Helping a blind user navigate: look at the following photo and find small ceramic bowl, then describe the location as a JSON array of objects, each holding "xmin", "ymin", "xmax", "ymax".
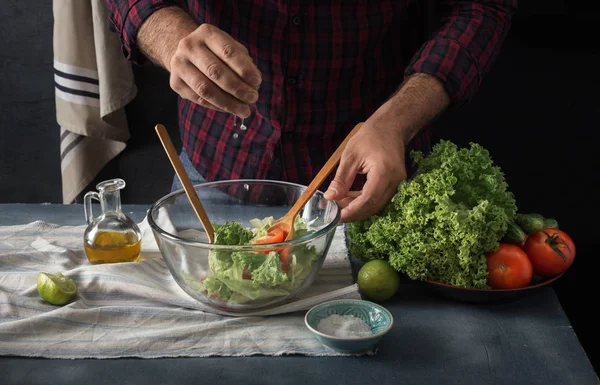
[{"xmin": 304, "ymin": 299, "xmax": 394, "ymax": 353}]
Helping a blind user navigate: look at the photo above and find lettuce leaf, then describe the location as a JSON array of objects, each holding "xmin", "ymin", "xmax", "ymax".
[
  {"xmin": 249, "ymin": 216, "xmax": 275, "ymax": 239},
  {"xmin": 213, "ymin": 221, "xmax": 254, "ymax": 246},
  {"xmin": 200, "ymin": 275, "xmax": 233, "ymax": 300},
  {"xmin": 251, "ymin": 251, "xmax": 289, "ymax": 287}
]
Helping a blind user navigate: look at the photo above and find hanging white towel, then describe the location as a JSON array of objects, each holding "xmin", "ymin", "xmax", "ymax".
[{"xmin": 53, "ymin": 0, "xmax": 137, "ymax": 203}]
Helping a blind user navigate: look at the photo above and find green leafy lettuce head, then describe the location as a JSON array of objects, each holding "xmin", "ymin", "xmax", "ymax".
[{"xmin": 347, "ymin": 140, "xmax": 517, "ymax": 289}]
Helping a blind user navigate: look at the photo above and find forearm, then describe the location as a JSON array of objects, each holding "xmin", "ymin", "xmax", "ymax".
[
  {"xmin": 371, "ymin": 73, "xmax": 450, "ymax": 144},
  {"xmin": 137, "ymin": 6, "xmax": 199, "ymax": 71}
]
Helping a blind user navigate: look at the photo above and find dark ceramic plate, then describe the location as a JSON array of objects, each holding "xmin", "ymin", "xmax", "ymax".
[{"xmin": 422, "ymin": 273, "xmax": 565, "ymax": 304}]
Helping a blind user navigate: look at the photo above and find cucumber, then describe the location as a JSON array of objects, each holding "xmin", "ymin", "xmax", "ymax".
[
  {"xmin": 502, "ymin": 221, "xmax": 527, "ymax": 245},
  {"xmin": 515, "ymin": 213, "xmax": 546, "ymax": 235},
  {"xmin": 543, "ymin": 218, "xmax": 559, "ymax": 229}
]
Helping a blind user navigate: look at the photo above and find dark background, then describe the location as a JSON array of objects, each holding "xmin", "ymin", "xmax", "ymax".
[{"xmin": 1, "ymin": 0, "xmax": 598, "ymax": 374}]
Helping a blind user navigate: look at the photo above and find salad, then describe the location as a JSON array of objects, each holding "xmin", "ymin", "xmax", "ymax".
[{"xmin": 189, "ymin": 216, "xmax": 320, "ymax": 304}]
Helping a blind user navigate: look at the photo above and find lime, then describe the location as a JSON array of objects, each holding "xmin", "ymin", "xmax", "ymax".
[
  {"xmin": 357, "ymin": 260, "xmax": 400, "ymax": 302},
  {"xmin": 37, "ymin": 272, "xmax": 78, "ymax": 305}
]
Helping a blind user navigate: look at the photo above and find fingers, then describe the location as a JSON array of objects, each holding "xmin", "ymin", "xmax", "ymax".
[
  {"xmin": 202, "ymin": 26, "xmax": 262, "ymax": 88},
  {"xmin": 170, "ymin": 59, "xmax": 251, "ymax": 117},
  {"xmin": 188, "ymin": 45, "xmax": 259, "ymax": 104},
  {"xmin": 335, "ymin": 191, "xmax": 361, "ymax": 209},
  {"xmin": 169, "ymin": 74, "xmax": 226, "ymax": 112},
  {"xmin": 324, "ymin": 150, "xmax": 359, "ymax": 201},
  {"xmin": 340, "ymin": 170, "xmax": 391, "ymax": 223},
  {"xmin": 170, "ymin": 24, "xmax": 262, "ymax": 117}
]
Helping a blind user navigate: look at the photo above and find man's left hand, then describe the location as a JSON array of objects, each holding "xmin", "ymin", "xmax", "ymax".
[{"xmin": 323, "ymin": 116, "xmax": 408, "ymax": 223}]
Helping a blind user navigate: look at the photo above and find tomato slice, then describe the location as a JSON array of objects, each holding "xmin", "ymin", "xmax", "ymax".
[
  {"xmin": 251, "ymin": 228, "xmax": 285, "ymax": 254},
  {"xmin": 251, "ymin": 228, "xmax": 285, "ymax": 245},
  {"xmin": 279, "ymin": 248, "xmax": 290, "ymax": 274}
]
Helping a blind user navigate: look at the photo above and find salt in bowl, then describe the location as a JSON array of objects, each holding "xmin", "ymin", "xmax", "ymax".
[{"xmin": 304, "ymin": 299, "xmax": 394, "ymax": 353}]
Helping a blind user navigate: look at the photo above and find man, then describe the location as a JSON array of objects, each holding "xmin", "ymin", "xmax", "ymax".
[{"xmin": 105, "ymin": 0, "xmax": 516, "ymax": 222}]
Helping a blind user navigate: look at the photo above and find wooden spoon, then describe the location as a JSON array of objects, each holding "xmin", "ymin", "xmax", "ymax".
[
  {"xmin": 267, "ymin": 122, "xmax": 364, "ymax": 241},
  {"xmin": 155, "ymin": 124, "xmax": 215, "ymax": 244}
]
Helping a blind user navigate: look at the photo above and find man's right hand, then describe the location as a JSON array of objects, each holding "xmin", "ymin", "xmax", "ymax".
[
  {"xmin": 138, "ymin": 8, "xmax": 261, "ymax": 118},
  {"xmin": 169, "ymin": 24, "xmax": 261, "ymax": 118}
]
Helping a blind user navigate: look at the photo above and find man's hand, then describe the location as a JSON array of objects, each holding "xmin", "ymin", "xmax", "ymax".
[
  {"xmin": 169, "ymin": 24, "xmax": 261, "ymax": 118},
  {"xmin": 324, "ymin": 73, "xmax": 451, "ymax": 223},
  {"xmin": 138, "ymin": 7, "xmax": 261, "ymax": 118},
  {"xmin": 323, "ymin": 117, "xmax": 407, "ymax": 223}
]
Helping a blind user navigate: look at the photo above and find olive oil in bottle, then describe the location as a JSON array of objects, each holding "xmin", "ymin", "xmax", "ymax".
[
  {"xmin": 82, "ymin": 179, "xmax": 142, "ymax": 264},
  {"xmin": 84, "ymin": 230, "xmax": 141, "ymax": 264}
]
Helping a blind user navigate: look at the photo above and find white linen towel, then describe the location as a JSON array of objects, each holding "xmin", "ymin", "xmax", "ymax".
[{"xmin": 0, "ymin": 218, "xmax": 365, "ymax": 358}]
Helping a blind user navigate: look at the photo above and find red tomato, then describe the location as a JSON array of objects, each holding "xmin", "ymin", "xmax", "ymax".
[
  {"xmin": 242, "ymin": 266, "xmax": 251, "ymax": 280},
  {"xmin": 523, "ymin": 229, "xmax": 576, "ymax": 277},
  {"xmin": 251, "ymin": 228, "xmax": 285, "ymax": 254},
  {"xmin": 486, "ymin": 244, "xmax": 533, "ymax": 289},
  {"xmin": 251, "ymin": 228, "xmax": 285, "ymax": 245}
]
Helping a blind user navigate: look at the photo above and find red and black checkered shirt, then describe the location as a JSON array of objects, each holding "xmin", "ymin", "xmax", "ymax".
[{"xmin": 106, "ymin": 0, "xmax": 516, "ymax": 188}]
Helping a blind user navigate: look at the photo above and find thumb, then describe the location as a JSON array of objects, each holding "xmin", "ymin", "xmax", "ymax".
[{"xmin": 324, "ymin": 152, "xmax": 358, "ymax": 201}]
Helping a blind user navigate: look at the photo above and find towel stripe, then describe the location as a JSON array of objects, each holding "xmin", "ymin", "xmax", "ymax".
[
  {"xmin": 60, "ymin": 128, "xmax": 70, "ymax": 142},
  {"xmin": 54, "ymin": 74, "xmax": 100, "ymax": 94},
  {"xmin": 55, "ymin": 88, "xmax": 100, "ymax": 107},
  {"xmin": 54, "ymin": 81, "xmax": 100, "ymax": 99},
  {"xmin": 53, "ymin": 59, "xmax": 99, "ymax": 80},
  {"xmin": 60, "ymin": 134, "xmax": 86, "ymax": 161},
  {"xmin": 54, "ymin": 68, "xmax": 100, "ymax": 85}
]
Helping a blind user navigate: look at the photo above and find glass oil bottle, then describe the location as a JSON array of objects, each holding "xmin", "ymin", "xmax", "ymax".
[{"xmin": 83, "ymin": 178, "xmax": 142, "ymax": 264}]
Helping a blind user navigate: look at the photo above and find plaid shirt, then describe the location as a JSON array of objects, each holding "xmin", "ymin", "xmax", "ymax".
[{"xmin": 106, "ymin": 0, "xmax": 516, "ymax": 188}]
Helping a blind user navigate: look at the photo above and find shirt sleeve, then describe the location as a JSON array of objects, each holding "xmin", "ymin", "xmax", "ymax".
[
  {"xmin": 404, "ymin": 0, "xmax": 518, "ymax": 105},
  {"xmin": 105, "ymin": 0, "xmax": 190, "ymax": 65}
]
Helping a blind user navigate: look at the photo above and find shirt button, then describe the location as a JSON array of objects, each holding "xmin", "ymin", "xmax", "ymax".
[
  {"xmin": 287, "ymin": 77, "xmax": 297, "ymax": 85},
  {"xmin": 284, "ymin": 133, "xmax": 295, "ymax": 140},
  {"xmin": 292, "ymin": 16, "xmax": 301, "ymax": 26}
]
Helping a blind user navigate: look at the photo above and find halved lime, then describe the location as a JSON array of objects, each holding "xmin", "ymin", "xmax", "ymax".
[{"xmin": 37, "ymin": 272, "xmax": 78, "ymax": 305}]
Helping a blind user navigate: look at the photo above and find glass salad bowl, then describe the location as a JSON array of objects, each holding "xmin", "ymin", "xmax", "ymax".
[{"xmin": 147, "ymin": 180, "xmax": 341, "ymax": 314}]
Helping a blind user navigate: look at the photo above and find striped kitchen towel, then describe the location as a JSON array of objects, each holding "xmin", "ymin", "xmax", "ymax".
[
  {"xmin": 53, "ymin": 0, "xmax": 137, "ymax": 203},
  {"xmin": 0, "ymin": 219, "xmax": 364, "ymax": 359}
]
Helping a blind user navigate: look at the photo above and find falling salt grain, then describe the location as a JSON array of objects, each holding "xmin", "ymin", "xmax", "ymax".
[{"xmin": 317, "ymin": 314, "xmax": 374, "ymax": 338}]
